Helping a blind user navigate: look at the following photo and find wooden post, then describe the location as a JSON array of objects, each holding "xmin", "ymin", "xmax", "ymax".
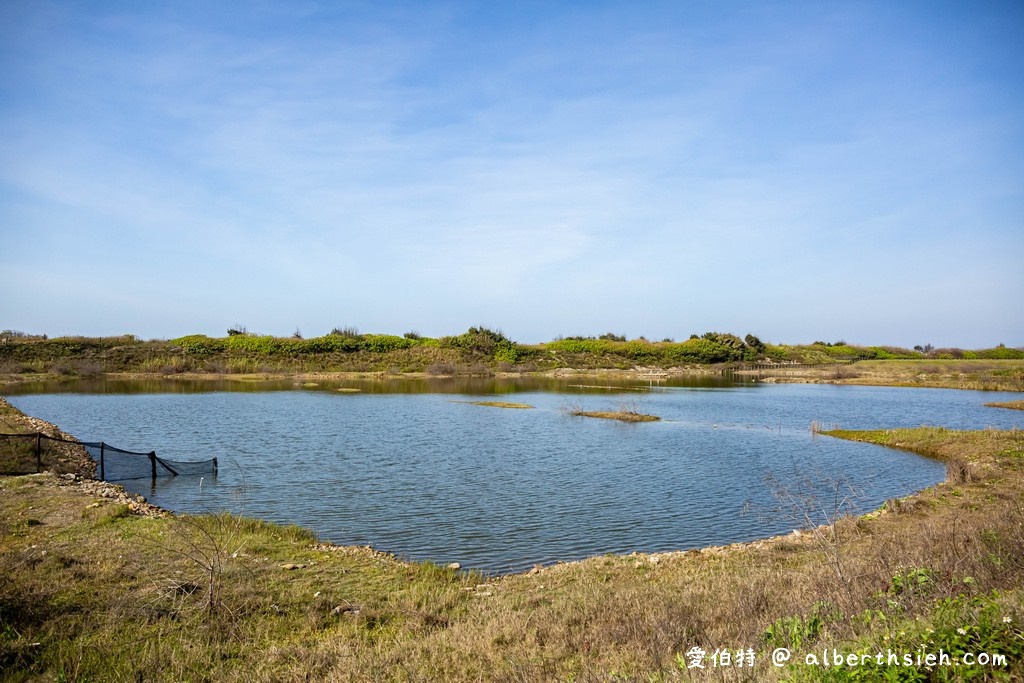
[
  {"xmin": 150, "ymin": 452, "xmax": 157, "ymax": 480},
  {"xmin": 99, "ymin": 442, "xmax": 105, "ymax": 481},
  {"xmin": 35, "ymin": 433, "xmax": 41, "ymax": 473}
]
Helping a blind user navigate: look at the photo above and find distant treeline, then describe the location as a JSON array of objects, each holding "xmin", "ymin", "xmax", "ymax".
[{"xmin": 1, "ymin": 327, "xmax": 1021, "ymax": 377}]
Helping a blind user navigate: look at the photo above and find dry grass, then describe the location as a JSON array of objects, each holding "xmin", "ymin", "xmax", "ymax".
[
  {"xmin": 837, "ymin": 359, "xmax": 1024, "ymax": 391},
  {"xmin": 986, "ymin": 400, "xmax": 1024, "ymax": 411},
  {"xmin": 741, "ymin": 359, "xmax": 1024, "ymax": 391},
  {"xmin": 453, "ymin": 400, "xmax": 535, "ymax": 409},
  {"xmin": 0, "ymin": 397, "xmax": 28, "ymax": 433},
  {"xmin": 2, "ymin": 401, "xmax": 1023, "ymax": 680},
  {"xmin": 0, "ymin": 398, "xmax": 95, "ymax": 477},
  {"xmin": 570, "ymin": 409, "xmax": 661, "ymax": 422}
]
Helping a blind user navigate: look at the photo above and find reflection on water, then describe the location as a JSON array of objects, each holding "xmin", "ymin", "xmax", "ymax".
[
  {"xmin": 5, "ymin": 379, "xmax": 1023, "ymax": 573},
  {"xmin": 4, "ymin": 373, "xmax": 746, "ymax": 396}
]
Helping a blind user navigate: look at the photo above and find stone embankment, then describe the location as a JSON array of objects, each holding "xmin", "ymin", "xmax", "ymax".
[{"xmin": 56, "ymin": 471, "xmax": 169, "ymax": 518}]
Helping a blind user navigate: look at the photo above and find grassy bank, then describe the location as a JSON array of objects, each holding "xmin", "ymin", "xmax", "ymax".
[
  {"xmin": 2, "ymin": 399, "xmax": 1022, "ymax": 680},
  {"xmin": 3, "ymin": 331, "xmax": 1022, "ymax": 392},
  {"xmin": 0, "ymin": 398, "xmax": 96, "ymax": 477},
  {"xmin": 738, "ymin": 358, "xmax": 1024, "ymax": 392}
]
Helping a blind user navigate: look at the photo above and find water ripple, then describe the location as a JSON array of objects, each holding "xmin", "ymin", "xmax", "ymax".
[{"xmin": 6, "ymin": 383, "xmax": 1023, "ymax": 572}]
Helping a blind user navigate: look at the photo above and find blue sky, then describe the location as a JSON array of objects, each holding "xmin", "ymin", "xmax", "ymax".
[{"xmin": 1, "ymin": 1, "xmax": 1021, "ymax": 347}]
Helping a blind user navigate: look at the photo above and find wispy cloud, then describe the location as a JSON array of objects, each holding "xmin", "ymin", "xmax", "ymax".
[{"xmin": 1, "ymin": 1, "xmax": 1021, "ymax": 345}]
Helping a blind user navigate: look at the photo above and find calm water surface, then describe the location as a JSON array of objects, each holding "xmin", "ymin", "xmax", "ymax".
[{"xmin": 6, "ymin": 379, "xmax": 1023, "ymax": 572}]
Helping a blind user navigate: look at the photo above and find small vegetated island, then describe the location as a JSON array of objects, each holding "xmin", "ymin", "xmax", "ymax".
[
  {"xmin": 455, "ymin": 400, "xmax": 534, "ymax": 409},
  {"xmin": 570, "ymin": 407, "xmax": 661, "ymax": 422}
]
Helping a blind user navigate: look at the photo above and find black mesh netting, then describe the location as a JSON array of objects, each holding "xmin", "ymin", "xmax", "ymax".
[
  {"xmin": 0, "ymin": 432, "xmax": 65, "ymax": 474},
  {"xmin": 0, "ymin": 432, "xmax": 216, "ymax": 481}
]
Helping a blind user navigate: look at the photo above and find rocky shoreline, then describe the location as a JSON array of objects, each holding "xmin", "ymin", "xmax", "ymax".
[{"xmin": 1, "ymin": 397, "xmax": 165, "ymax": 515}]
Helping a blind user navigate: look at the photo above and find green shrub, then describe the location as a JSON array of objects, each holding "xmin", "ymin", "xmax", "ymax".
[
  {"xmin": 822, "ymin": 344, "xmax": 869, "ymax": 359},
  {"xmin": 441, "ymin": 327, "xmax": 513, "ymax": 356},
  {"xmin": 701, "ymin": 331, "xmax": 745, "ymax": 351},
  {"xmin": 666, "ymin": 338, "xmax": 739, "ymax": 363},
  {"xmin": 889, "ymin": 567, "xmax": 935, "ymax": 596},
  {"xmin": 172, "ymin": 335, "xmax": 227, "ymax": 355},
  {"xmin": 493, "ymin": 345, "xmax": 520, "ymax": 364},
  {"xmin": 976, "ymin": 346, "xmax": 1024, "ymax": 360},
  {"xmin": 793, "ymin": 592, "xmax": 1022, "ymax": 682},
  {"xmin": 224, "ymin": 335, "xmax": 288, "ymax": 354},
  {"xmin": 295, "ymin": 335, "xmax": 360, "ymax": 353},
  {"xmin": 763, "ymin": 344, "xmax": 796, "ymax": 361},
  {"xmin": 623, "ymin": 340, "xmax": 656, "ymax": 359},
  {"xmin": 762, "ymin": 613, "xmax": 824, "ymax": 650},
  {"xmin": 545, "ymin": 339, "xmax": 615, "ymax": 355},
  {"xmin": 360, "ymin": 335, "xmax": 416, "ymax": 353}
]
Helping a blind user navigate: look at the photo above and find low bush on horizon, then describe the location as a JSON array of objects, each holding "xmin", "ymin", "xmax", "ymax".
[
  {"xmin": 544, "ymin": 332, "xmax": 760, "ymax": 364},
  {"xmin": 172, "ymin": 333, "xmax": 423, "ymax": 356},
  {"xmin": 1, "ymin": 329, "xmax": 1021, "ymax": 380},
  {"xmin": 438, "ymin": 327, "xmax": 523, "ymax": 364}
]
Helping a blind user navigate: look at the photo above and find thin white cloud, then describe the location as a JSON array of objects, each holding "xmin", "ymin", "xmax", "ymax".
[{"xmin": 1, "ymin": 1, "xmax": 1021, "ymax": 345}]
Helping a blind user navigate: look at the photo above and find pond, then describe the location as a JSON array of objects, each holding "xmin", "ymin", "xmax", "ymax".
[{"xmin": 5, "ymin": 377, "xmax": 1023, "ymax": 573}]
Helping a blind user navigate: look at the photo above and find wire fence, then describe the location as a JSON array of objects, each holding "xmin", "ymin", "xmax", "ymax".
[{"xmin": 0, "ymin": 432, "xmax": 217, "ymax": 481}]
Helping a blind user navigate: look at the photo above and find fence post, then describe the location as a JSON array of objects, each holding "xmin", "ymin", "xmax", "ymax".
[
  {"xmin": 99, "ymin": 442, "xmax": 105, "ymax": 481},
  {"xmin": 35, "ymin": 433, "xmax": 41, "ymax": 473},
  {"xmin": 149, "ymin": 451, "xmax": 157, "ymax": 480},
  {"xmin": 212, "ymin": 457, "xmax": 218, "ymax": 476}
]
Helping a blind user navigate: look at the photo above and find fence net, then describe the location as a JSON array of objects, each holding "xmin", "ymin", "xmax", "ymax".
[
  {"xmin": 0, "ymin": 432, "xmax": 67, "ymax": 475},
  {"xmin": 0, "ymin": 432, "xmax": 217, "ymax": 481}
]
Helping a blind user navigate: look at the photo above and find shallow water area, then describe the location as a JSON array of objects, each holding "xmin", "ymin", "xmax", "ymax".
[{"xmin": 6, "ymin": 378, "xmax": 1023, "ymax": 573}]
